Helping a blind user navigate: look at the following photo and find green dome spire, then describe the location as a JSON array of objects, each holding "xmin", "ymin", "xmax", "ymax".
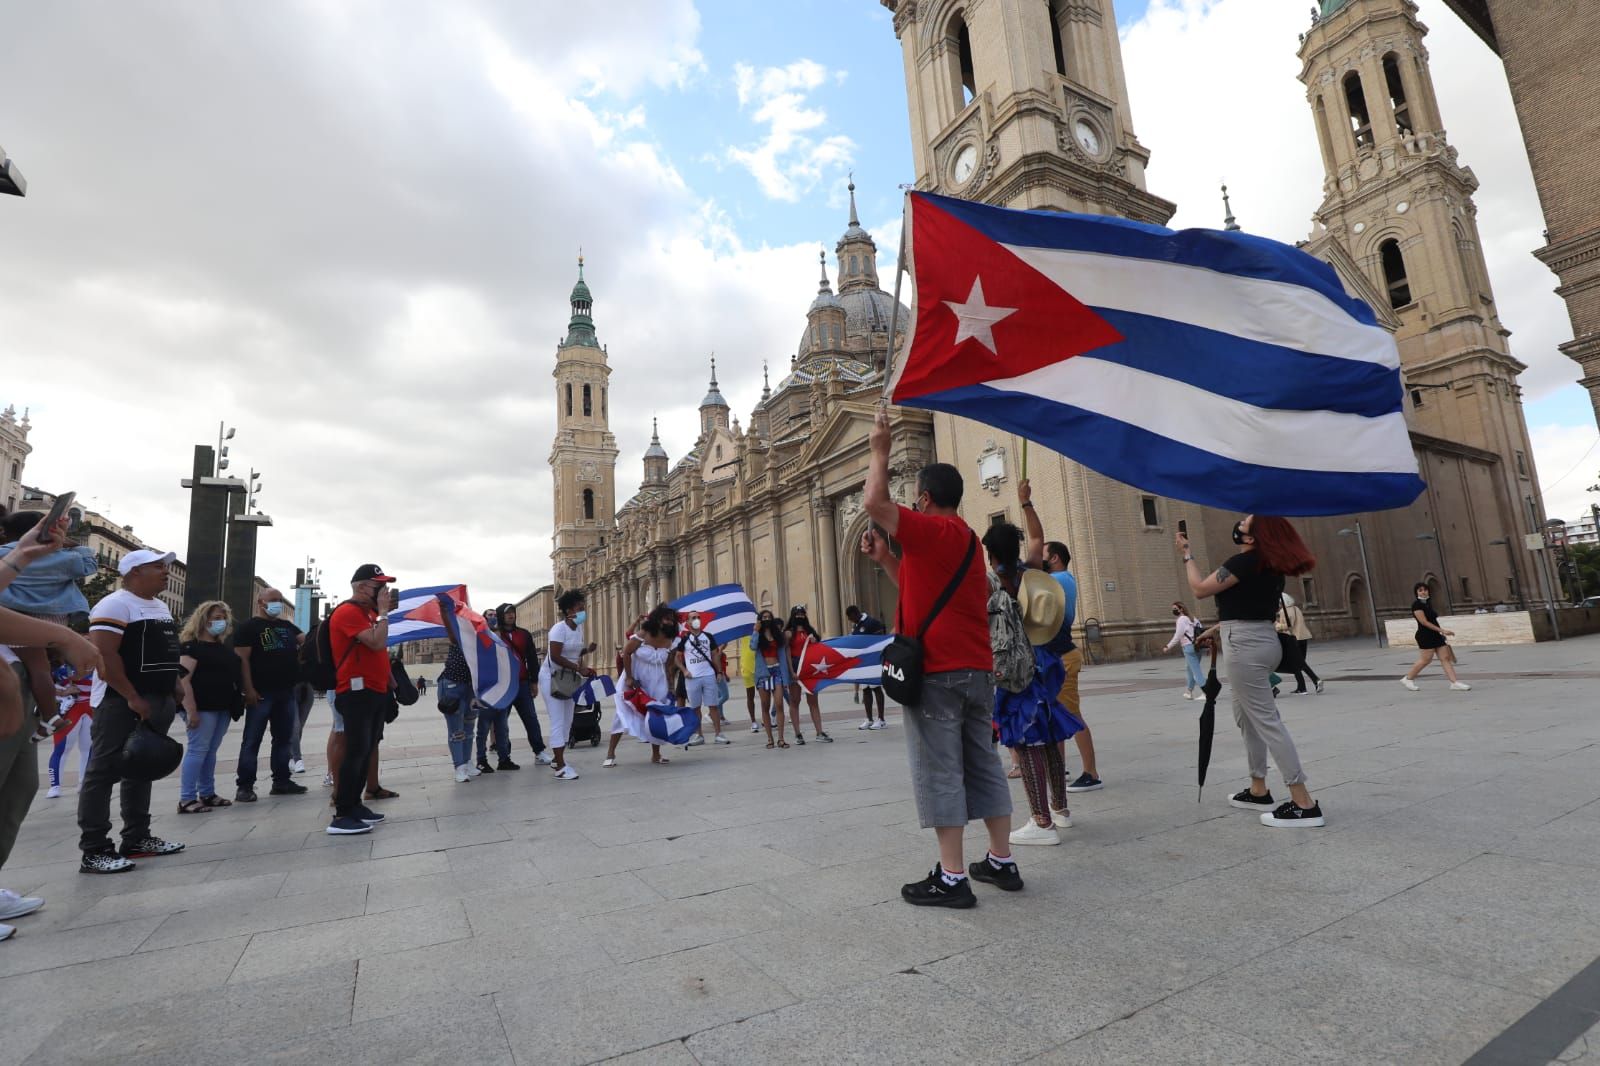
[
  {"xmin": 563, "ymin": 252, "xmax": 599, "ymax": 348},
  {"xmin": 1320, "ymin": 0, "xmax": 1351, "ymax": 16}
]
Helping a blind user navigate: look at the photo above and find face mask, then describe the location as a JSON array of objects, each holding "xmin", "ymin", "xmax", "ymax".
[
  {"xmin": 1231, "ymin": 521, "xmax": 1247, "ymax": 545},
  {"xmin": 265, "ymin": 602, "xmax": 284, "ymax": 617},
  {"xmin": 208, "ymin": 619, "xmax": 228, "ymax": 636},
  {"xmin": 1418, "ymin": 593, "xmax": 1430, "ymax": 601},
  {"xmin": 690, "ymin": 618, "xmax": 702, "ymax": 631},
  {"xmin": 574, "ymin": 610, "xmax": 587, "ymax": 625},
  {"xmin": 1172, "ymin": 609, "xmax": 1181, "ymax": 616}
]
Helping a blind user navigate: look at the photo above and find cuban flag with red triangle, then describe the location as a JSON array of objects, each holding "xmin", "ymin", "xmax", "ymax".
[
  {"xmin": 794, "ymin": 634, "xmax": 896, "ymax": 694},
  {"xmin": 889, "ymin": 192, "xmax": 1425, "ymax": 516}
]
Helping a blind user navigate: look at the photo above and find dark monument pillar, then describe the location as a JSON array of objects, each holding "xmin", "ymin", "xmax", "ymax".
[
  {"xmin": 180, "ymin": 445, "xmax": 245, "ymax": 616},
  {"xmin": 223, "ymin": 513, "xmax": 273, "ymax": 622}
]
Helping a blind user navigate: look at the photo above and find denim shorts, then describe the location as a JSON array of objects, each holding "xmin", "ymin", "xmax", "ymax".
[{"xmin": 900, "ymin": 669, "xmax": 1013, "ymax": 829}]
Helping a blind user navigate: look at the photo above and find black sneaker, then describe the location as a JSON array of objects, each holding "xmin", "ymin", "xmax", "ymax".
[
  {"xmin": 815, "ymin": 732, "xmax": 834, "ymax": 743},
  {"xmin": 1228, "ymin": 788, "xmax": 1276, "ymax": 811},
  {"xmin": 900, "ymin": 865, "xmax": 977, "ymax": 909},
  {"xmin": 269, "ymin": 781, "xmax": 309, "ymax": 795},
  {"xmin": 353, "ymin": 805, "xmax": 386, "ymax": 825},
  {"xmin": 794, "ymin": 734, "xmax": 806, "ymax": 746},
  {"xmin": 235, "ymin": 788, "xmax": 258, "ymax": 803},
  {"xmin": 326, "ymin": 817, "xmax": 372, "ymax": 836},
  {"xmin": 497, "ymin": 759, "xmax": 521, "ymax": 771},
  {"xmin": 1064, "ymin": 772, "xmax": 1103, "ymax": 793},
  {"xmin": 121, "ymin": 837, "xmax": 184, "ymax": 859},
  {"xmin": 476, "ymin": 760, "xmax": 495, "ymax": 774},
  {"xmin": 80, "ymin": 850, "xmax": 135, "ymax": 874},
  {"xmin": 1261, "ymin": 801, "xmax": 1326, "ymax": 828},
  {"xmin": 968, "ymin": 856, "xmax": 1024, "ymax": 892}
]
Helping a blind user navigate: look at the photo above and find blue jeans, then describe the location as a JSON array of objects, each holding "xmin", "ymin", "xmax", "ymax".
[
  {"xmin": 237, "ymin": 686, "xmax": 297, "ymax": 789},
  {"xmin": 476, "ymin": 702, "xmax": 511, "ymax": 763},
  {"xmin": 1181, "ymin": 644, "xmax": 1206, "ymax": 691},
  {"xmin": 510, "ymin": 679, "xmax": 545, "ymax": 754},
  {"xmin": 438, "ymin": 678, "xmax": 479, "ymax": 768},
  {"xmin": 181, "ymin": 711, "xmax": 232, "ymax": 802}
]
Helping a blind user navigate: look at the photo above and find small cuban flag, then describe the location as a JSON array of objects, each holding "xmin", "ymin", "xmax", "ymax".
[
  {"xmin": 794, "ymin": 635, "xmax": 897, "ymax": 694},
  {"xmin": 574, "ymin": 675, "xmax": 617, "ymax": 705},
  {"xmin": 646, "ymin": 702, "xmax": 701, "ymax": 747},
  {"xmin": 890, "ymin": 192, "xmax": 1426, "ymax": 516},
  {"xmin": 668, "ymin": 584, "xmax": 757, "ymax": 644}
]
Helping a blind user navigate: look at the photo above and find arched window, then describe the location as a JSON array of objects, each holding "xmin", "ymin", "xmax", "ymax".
[
  {"xmin": 582, "ymin": 488, "xmax": 595, "ymax": 520},
  {"xmin": 1048, "ymin": 0, "xmax": 1068, "ymax": 77},
  {"xmin": 849, "ymin": 254, "xmax": 858, "ymax": 275},
  {"xmin": 565, "ymin": 383, "xmax": 573, "ymax": 417},
  {"xmin": 582, "ymin": 383, "xmax": 592, "ymax": 417},
  {"xmin": 1380, "ymin": 239, "xmax": 1411, "ymax": 308},
  {"xmin": 1344, "ymin": 71, "xmax": 1373, "ymax": 149},
  {"xmin": 1383, "ymin": 54, "xmax": 1412, "ymax": 135},
  {"xmin": 949, "ymin": 15, "xmax": 976, "ymax": 108},
  {"xmin": 1313, "ymin": 95, "xmax": 1334, "ymax": 165}
]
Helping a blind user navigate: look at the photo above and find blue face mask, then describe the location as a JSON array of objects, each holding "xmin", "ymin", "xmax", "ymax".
[
  {"xmin": 265, "ymin": 602, "xmax": 284, "ymax": 617},
  {"xmin": 208, "ymin": 619, "xmax": 228, "ymax": 636},
  {"xmin": 574, "ymin": 610, "xmax": 588, "ymax": 625}
]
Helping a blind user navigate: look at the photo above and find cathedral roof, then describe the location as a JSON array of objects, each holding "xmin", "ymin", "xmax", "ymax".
[
  {"xmin": 808, "ymin": 251, "xmax": 843, "ymax": 315},
  {"xmin": 773, "ymin": 354, "xmax": 879, "ymax": 395},
  {"xmin": 644, "ymin": 417, "xmax": 669, "ymax": 459},
  {"xmin": 837, "ymin": 175, "xmax": 872, "ymax": 248},
  {"xmin": 1318, "ymin": 0, "xmax": 1350, "ymax": 15},
  {"xmin": 796, "ymin": 286, "xmax": 904, "ymax": 360},
  {"xmin": 563, "ymin": 255, "xmax": 599, "ymax": 349},
  {"xmin": 699, "ymin": 356, "xmax": 729, "ymax": 409}
]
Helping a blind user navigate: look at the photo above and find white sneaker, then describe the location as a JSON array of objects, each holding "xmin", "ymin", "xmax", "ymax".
[
  {"xmin": 46, "ymin": 785, "xmax": 61, "ymax": 799},
  {"xmin": 554, "ymin": 765, "xmax": 579, "ymax": 780},
  {"xmin": 1399, "ymin": 677, "xmax": 1419, "ymax": 691},
  {"xmin": 291, "ymin": 760, "xmax": 307, "ymax": 774},
  {"xmin": 0, "ymin": 922, "xmax": 13, "ymax": 942},
  {"xmin": 713, "ymin": 734, "xmax": 731, "ymax": 745},
  {"xmin": 1051, "ymin": 807, "xmax": 1073, "ymax": 829},
  {"xmin": 322, "ymin": 773, "xmax": 335, "ymax": 788},
  {"xmin": 859, "ymin": 719, "xmax": 873, "ymax": 730},
  {"xmin": 1450, "ymin": 681, "xmax": 1472, "ymax": 692},
  {"xmin": 466, "ymin": 764, "xmax": 482, "ymax": 778},
  {"xmin": 454, "ymin": 765, "xmax": 471, "ymax": 783},
  {"xmin": 871, "ymin": 720, "xmax": 886, "ymax": 730},
  {"xmin": 1182, "ymin": 690, "xmax": 1193, "ymax": 701},
  {"xmin": 750, "ymin": 722, "xmax": 761, "ymax": 733},
  {"xmin": 1008, "ymin": 821, "xmax": 1061, "ymax": 846},
  {"xmin": 0, "ymin": 889, "xmax": 45, "ymax": 921},
  {"xmin": 535, "ymin": 752, "xmax": 554, "ymax": 766}
]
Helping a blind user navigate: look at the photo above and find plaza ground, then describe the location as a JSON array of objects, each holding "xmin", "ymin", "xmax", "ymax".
[{"xmin": 2, "ymin": 634, "xmax": 1598, "ymax": 1065}]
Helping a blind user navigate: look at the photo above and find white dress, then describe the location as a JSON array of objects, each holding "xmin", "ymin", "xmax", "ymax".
[{"xmin": 612, "ymin": 643, "xmax": 668, "ymax": 743}]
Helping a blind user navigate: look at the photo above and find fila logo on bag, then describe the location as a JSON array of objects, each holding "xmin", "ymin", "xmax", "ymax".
[{"xmin": 884, "ymin": 663, "xmax": 905, "ymax": 682}]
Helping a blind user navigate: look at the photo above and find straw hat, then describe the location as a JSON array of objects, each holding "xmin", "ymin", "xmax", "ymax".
[{"xmin": 1018, "ymin": 569, "xmax": 1067, "ymax": 646}]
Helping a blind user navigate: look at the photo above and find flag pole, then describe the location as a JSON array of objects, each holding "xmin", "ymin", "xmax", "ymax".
[
  {"xmin": 1021, "ymin": 439, "xmax": 1028, "ymax": 481},
  {"xmin": 880, "ymin": 192, "xmax": 910, "ymax": 404}
]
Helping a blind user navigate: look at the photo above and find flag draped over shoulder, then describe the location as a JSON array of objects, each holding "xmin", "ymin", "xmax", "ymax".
[
  {"xmin": 889, "ymin": 191, "xmax": 1425, "ymax": 517},
  {"xmin": 386, "ymin": 585, "xmax": 516, "ymax": 710},
  {"xmin": 793, "ymin": 635, "xmax": 895, "ymax": 694},
  {"xmin": 667, "ymin": 584, "xmax": 756, "ymax": 643}
]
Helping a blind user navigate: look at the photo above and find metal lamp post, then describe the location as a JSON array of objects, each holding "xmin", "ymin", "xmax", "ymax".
[
  {"xmin": 1415, "ymin": 530, "xmax": 1454, "ymax": 614},
  {"xmin": 1488, "ymin": 537, "xmax": 1527, "ymax": 611},
  {"xmin": 1338, "ymin": 523, "xmax": 1384, "ymax": 647}
]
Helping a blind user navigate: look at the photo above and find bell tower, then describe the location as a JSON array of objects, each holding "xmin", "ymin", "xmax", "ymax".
[
  {"xmin": 1300, "ymin": 0, "xmax": 1543, "ymax": 531},
  {"xmin": 550, "ymin": 255, "xmax": 619, "ymax": 592}
]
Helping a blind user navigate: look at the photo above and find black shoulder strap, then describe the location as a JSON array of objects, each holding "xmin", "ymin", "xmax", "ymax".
[
  {"xmin": 913, "ymin": 532, "xmax": 978, "ymax": 640},
  {"xmin": 329, "ymin": 603, "xmax": 365, "ymax": 671}
]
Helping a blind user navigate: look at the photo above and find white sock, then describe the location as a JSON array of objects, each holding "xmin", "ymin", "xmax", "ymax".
[{"xmin": 939, "ymin": 866, "xmax": 967, "ymax": 885}]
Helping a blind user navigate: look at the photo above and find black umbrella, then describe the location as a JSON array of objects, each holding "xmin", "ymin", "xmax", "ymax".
[{"xmin": 1197, "ymin": 638, "xmax": 1222, "ymax": 803}]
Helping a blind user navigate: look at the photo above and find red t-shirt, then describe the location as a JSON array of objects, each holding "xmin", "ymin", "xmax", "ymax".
[
  {"xmin": 893, "ymin": 505, "xmax": 992, "ymax": 675},
  {"xmin": 329, "ymin": 601, "xmax": 390, "ymax": 694},
  {"xmin": 501, "ymin": 627, "xmax": 533, "ymax": 680}
]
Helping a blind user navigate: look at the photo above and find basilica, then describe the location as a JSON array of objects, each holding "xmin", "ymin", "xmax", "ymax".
[{"xmin": 549, "ymin": 0, "xmax": 1551, "ymax": 660}]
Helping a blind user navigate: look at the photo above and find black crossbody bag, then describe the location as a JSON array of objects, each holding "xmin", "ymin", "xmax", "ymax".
[{"xmin": 881, "ymin": 533, "xmax": 978, "ymax": 707}]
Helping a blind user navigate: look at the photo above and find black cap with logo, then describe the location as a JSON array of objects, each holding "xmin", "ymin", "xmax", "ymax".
[{"xmin": 351, "ymin": 563, "xmax": 396, "ymax": 584}]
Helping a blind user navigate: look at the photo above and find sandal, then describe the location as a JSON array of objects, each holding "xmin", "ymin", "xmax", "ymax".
[
  {"xmin": 652, "ymin": 756, "xmax": 671, "ymax": 764},
  {"xmin": 364, "ymin": 788, "xmax": 399, "ymax": 800},
  {"xmin": 201, "ymin": 794, "xmax": 233, "ymax": 807},
  {"xmin": 177, "ymin": 800, "xmax": 211, "ymax": 814},
  {"xmin": 1006, "ymin": 766, "xmax": 1022, "ymax": 779},
  {"xmin": 765, "ymin": 740, "xmax": 775, "ymax": 749},
  {"xmin": 777, "ymin": 739, "xmax": 789, "ymax": 749}
]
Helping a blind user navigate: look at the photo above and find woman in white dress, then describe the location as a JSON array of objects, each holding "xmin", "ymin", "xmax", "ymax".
[
  {"xmin": 539, "ymin": 589, "xmax": 594, "ymax": 781},
  {"xmin": 604, "ymin": 604, "xmax": 676, "ymax": 767}
]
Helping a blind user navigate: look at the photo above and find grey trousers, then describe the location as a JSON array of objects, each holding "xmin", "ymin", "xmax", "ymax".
[
  {"xmin": 1223, "ymin": 621, "xmax": 1307, "ymax": 787},
  {"xmin": 902, "ymin": 668, "xmax": 1013, "ymax": 828},
  {"xmin": 0, "ymin": 661, "xmax": 38, "ymax": 871},
  {"xmin": 78, "ymin": 691, "xmax": 177, "ymax": 854}
]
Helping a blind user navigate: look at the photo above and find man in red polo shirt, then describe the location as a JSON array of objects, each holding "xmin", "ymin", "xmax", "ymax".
[
  {"xmin": 325, "ymin": 564, "xmax": 394, "ymax": 836},
  {"xmin": 863, "ymin": 408, "xmax": 1018, "ymax": 907}
]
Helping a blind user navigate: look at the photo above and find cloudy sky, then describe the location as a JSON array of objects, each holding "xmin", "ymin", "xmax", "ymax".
[{"xmin": 3, "ymin": 0, "xmax": 1594, "ymax": 612}]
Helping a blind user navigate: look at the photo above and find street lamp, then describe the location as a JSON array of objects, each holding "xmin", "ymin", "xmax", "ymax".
[
  {"xmin": 247, "ymin": 470, "xmax": 262, "ymax": 512},
  {"xmin": 216, "ymin": 423, "xmax": 235, "ymax": 477},
  {"xmin": 1338, "ymin": 523, "xmax": 1384, "ymax": 647},
  {"xmin": 1415, "ymin": 530, "xmax": 1454, "ymax": 614},
  {"xmin": 0, "ymin": 144, "xmax": 24, "ymax": 197},
  {"xmin": 1487, "ymin": 538, "xmax": 1527, "ymax": 611}
]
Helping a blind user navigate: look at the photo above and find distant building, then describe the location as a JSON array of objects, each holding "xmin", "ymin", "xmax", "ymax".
[
  {"xmin": 18, "ymin": 485, "xmax": 188, "ymax": 618},
  {"xmin": 0, "ymin": 404, "xmax": 31, "ymax": 512}
]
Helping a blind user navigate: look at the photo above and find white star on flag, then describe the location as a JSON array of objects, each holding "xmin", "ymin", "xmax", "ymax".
[
  {"xmin": 943, "ymin": 276, "xmax": 1017, "ymax": 354},
  {"xmin": 808, "ymin": 660, "xmax": 834, "ymax": 677}
]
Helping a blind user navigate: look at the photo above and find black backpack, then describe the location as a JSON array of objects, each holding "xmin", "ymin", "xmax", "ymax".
[{"xmin": 306, "ymin": 606, "xmax": 360, "ymax": 691}]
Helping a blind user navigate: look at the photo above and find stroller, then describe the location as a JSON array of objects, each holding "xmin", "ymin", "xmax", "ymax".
[{"xmin": 569, "ymin": 698, "xmax": 603, "ymax": 747}]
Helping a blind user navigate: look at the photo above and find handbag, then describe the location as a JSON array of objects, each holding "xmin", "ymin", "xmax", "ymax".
[
  {"xmin": 1276, "ymin": 600, "xmax": 1304, "ymax": 674},
  {"xmin": 550, "ymin": 666, "xmax": 585, "ymax": 700},
  {"xmin": 881, "ymin": 532, "xmax": 978, "ymax": 707}
]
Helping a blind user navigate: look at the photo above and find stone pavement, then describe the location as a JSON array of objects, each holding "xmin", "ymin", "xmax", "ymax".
[{"xmin": 2, "ymin": 634, "xmax": 1599, "ymax": 1065}]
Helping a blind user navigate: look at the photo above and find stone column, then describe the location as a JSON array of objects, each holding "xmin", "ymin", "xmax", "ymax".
[{"xmin": 816, "ymin": 494, "xmax": 841, "ymax": 636}]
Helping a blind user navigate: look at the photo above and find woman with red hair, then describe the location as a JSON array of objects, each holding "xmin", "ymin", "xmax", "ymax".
[{"xmin": 1178, "ymin": 515, "xmax": 1324, "ymax": 828}]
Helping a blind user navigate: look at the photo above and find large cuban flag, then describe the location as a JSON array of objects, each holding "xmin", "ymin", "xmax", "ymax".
[
  {"xmin": 889, "ymin": 192, "xmax": 1426, "ymax": 516},
  {"xmin": 793, "ymin": 635, "xmax": 896, "ymax": 694},
  {"xmin": 646, "ymin": 702, "xmax": 701, "ymax": 747},
  {"xmin": 386, "ymin": 585, "xmax": 517, "ymax": 710},
  {"xmin": 668, "ymin": 584, "xmax": 757, "ymax": 644}
]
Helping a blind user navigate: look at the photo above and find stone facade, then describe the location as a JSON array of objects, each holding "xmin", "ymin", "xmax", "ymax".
[{"xmin": 1, "ymin": 404, "xmax": 30, "ymax": 513}]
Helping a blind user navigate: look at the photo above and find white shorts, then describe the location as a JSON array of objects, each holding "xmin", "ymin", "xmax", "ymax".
[{"xmin": 685, "ymin": 675, "xmax": 720, "ymax": 710}]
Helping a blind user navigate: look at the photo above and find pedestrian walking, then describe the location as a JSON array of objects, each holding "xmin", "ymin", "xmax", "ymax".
[
  {"xmin": 233, "ymin": 588, "xmax": 308, "ymax": 801},
  {"xmin": 846, "ymin": 605, "xmax": 888, "ymax": 730},
  {"xmin": 78, "ymin": 549, "xmax": 188, "ymax": 871},
  {"xmin": 176, "ymin": 601, "xmax": 243, "ymax": 814},
  {"xmin": 783, "ymin": 606, "xmax": 832, "ymax": 744},
  {"xmin": 1164, "ymin": 602, "xmax": 1206, "ymax": 699},
  {"xmin": 324, "ymin": 564, "xmax": 395, "ymax": 836},
  {"xmin": 539, "ymin": 589, "xmax": 594, "ymax": 780},
  {"xmin": 863, "ymin": 408, "xmax": 1020, "ymax": 907},
  {"xmin": 1401, "ymin": 582, "xmax": 1472, "ymax": 691},
  {"xmin": 1277, "ymin": 593, "xmax": 1324, "ymax": 695},
  {"xmin": 1179, "ymin": 515, "xmax": 1325, "ymax": 828}
]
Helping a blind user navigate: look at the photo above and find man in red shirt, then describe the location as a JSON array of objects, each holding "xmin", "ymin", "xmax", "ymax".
[
  {"xmin": 325, "ymin": 564, "xmax": 395, "ymax": 836},
  {"xmin": 862, "ymin": 408, "xmax": 1018, "ymax": 907}
]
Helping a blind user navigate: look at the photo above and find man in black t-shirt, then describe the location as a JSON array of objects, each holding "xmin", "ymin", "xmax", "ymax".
[
  {"xmin": 232, "ymin": 588, "xmax": 307, "ymax": 801},
  {"xmin": 845, "ymin": 605, "xmax": 888, "ymax": 729}
]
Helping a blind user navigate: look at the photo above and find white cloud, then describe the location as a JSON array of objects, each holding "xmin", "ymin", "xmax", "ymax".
[
  {"xmin": 726, "ymin": 59, "xmax": 855, "ymax": 202},
  {"xmin": 1530, "ymin": 423, "xmax": 1600, "ymax": 525}
]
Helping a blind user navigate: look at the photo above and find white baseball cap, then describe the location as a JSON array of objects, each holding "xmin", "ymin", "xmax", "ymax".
[{"xmin": 118, "ymin": 549, "xmax": 176, "ymax": 575}]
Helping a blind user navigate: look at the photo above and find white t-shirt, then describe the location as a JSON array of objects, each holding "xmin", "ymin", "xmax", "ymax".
[
  {"xmin": 88, "ymin": 588, "xmax": 178, "ymax": 707},
  {"xmin": 540, "ymin": 619, "xmax": 584, "ymax": 681},
  {"xmin": 678, "ymin": 630, "xmax": 717, "ymax": 679}
]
